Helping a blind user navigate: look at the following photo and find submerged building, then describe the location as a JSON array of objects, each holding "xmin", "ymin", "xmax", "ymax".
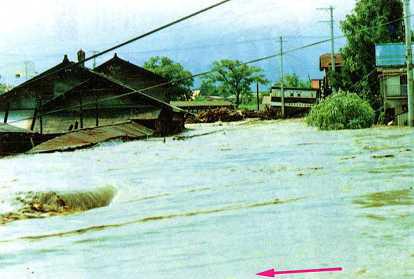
[{"xmin": 0, "ymin": 51, "xmax": 185, "ymax": 137}]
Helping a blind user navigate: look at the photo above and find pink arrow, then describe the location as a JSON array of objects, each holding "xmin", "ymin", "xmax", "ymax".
[{"xmin": 257, "ymin": 267, "xmax": 343, "ymax": 277}]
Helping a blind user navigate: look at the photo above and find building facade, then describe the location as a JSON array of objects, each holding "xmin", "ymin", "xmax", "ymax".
[
  {"xmin": 376, "ymin": 43, "xmax": 409, "ymax": 125},
  {"xmin": 0, "ymin": 52, "xmax": 185, "ymax": 136}
]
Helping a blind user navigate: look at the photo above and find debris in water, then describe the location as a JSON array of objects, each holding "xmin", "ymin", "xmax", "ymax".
[
  {"xmin": 353, "ymin": 189, "xmax": 414, "ymax": 208},
  {"xmin": 340, "ymin": 155, "xmax": 357, "ymax": 161},
  {"xmin": 372, "ymin": 154, "xmax": 395, "ymax": 159},
  {"xmin": 172, "ymin": 130, "xmax": 223, "ymax": 141},
  {"xmin": 186, "ymin": 107, "xmax": 278, "ymax": 124},
  {"xmin": 365, "ymin": 214, "xmax": 386, "ymax": 221},
  {"xmin": 0, "ymin": 186, "xmax": 117, "ymax": 225}
]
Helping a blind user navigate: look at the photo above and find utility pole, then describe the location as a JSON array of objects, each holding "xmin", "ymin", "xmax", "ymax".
[
  {"xmin": 280, "ymin": 36, "xmax": 285, "ymax": 118},
  {"xmin": 318, "ymin": 6, "xmax": 336, "ymax": 91},
  {"xmin": 404, "ymin": 0, "xmax": 414, "ymax": 127},
  {"xmin": 256, "ymin": 81, "xmax": 260, "ymax": 111},
  {"xmin": 329, "ymin": 6, "xmax": 335, "ymax": 73}
]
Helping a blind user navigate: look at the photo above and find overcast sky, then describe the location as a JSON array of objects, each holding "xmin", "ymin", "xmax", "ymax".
[{"xmin": 0, "ymin": 0, "xmax": 359, "ymax": 84}]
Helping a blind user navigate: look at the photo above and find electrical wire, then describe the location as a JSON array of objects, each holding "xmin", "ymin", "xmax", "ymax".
[
  {"xmin": 3, "ymin": 0, "xmax": 232, "ymax": 94},
  {"xmin": 5, "ymin": 13, "xmax": 413, "ymax": 125}
]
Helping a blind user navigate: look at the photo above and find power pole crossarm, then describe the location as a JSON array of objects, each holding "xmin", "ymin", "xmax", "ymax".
[{"xmin": 404, "ymin": 0, "xmax": 414, "ymax": 127}]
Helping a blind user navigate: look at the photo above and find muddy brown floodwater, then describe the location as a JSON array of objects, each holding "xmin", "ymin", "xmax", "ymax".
[{"xmin": 0, "ymin": 119, "xmax": 413, "ymax": 279}]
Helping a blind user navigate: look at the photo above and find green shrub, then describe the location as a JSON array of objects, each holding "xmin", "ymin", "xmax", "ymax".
[{"xmin": 306, "ymin": 91, "xmax": 375, "ymax": 130}]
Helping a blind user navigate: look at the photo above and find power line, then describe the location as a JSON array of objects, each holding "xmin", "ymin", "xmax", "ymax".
[
  {"xmin": 43, "ymin": 14, "xmax": 414, "ymax": 111},
  {"xmin": 153, "ymin": 0, "xmax": 281, "ymax": 36},
  {"xmin": 118, "ymin": 37, "xmax": 303, "ymax": 56},
  {"xmin": 348, "ymin": 68, "xmax": 377, "ymax": 92},
  {"xmin": 7, "ymin": 37, "xmax": 324, "ymax": 123},
  {"xmin": 4, "ymin": 0, "xmax": 232, "ymax": 94},
  {"xmin": 118, "ymin": 35, "xmax": 335, "ymax": 56},
  {"xmin": 6, "ymin": 13, "xmax": 414, "ymax": 125},
  {"xmin": 80, "ymin": 0, "xmax": 232, "ymax": 65},
  {"xmin": 0, "ymin": 35, "xmax": 332, "ymax": 66}
]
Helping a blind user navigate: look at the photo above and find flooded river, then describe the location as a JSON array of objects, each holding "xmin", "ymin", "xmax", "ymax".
[{"xmin": 0, "ymin": 119, "xmax": 413, "ymax": 278}]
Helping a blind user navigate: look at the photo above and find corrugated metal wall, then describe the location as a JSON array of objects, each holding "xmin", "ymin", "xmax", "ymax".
[{"xmin": 375, "ymin": 43, "xmax": 407, "ymax": 66}]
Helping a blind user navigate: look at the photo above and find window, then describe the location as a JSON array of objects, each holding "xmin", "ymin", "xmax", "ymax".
[
  {"xmin": 386, "ymin": 76, "xmax": 401, "ymax": 97},
  {"xmin": 400, "ymin": 75, "xmax": 408, "ymax": 96}
]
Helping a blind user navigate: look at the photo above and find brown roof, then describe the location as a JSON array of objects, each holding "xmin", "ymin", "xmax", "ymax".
[
  {"xmin": 42, "ymin": 70, "xmax": 185, "ymax": 113},
  {"xmin": 0, "ymin": 56, "xmax": 97, "ymax": 112},
  {"xmin": 320, "ymin": 53, "xmax": 344, "ymax": 70},
  {"xmin": 94, "ymin": 54, "xmax": 169, "ymax": 84},
  {"xmin": 28, "ymin": 121, "xmax": 153, "ymax": 154}
]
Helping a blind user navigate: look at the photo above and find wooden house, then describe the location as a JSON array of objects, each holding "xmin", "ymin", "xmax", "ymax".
[
  {"xmin": 94, "ymin": 54, "xmax": 177, "ymax": 102},
  {"xmin": 0, "ymin": 55, "xmax": 93, "ymax": 130},
  {"xmin": 0, "ymin": 52, "xmax": 185, "ymax": 138},
  {"xmin": 40, "ymin": 71, "xmax": 184, "ymax": 135},
  {"xmin": 376, "ymin": 43, "xmax": 409, "ymax": 125}
]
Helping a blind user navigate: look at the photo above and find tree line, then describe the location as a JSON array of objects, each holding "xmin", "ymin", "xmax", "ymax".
[
  {"xmin": 144, "ymin": 56, "xmax": 311, "ymax": 107},
  {"xmin": 2, "ymin": 0, "xmax": 395, "ymax": 111},
  {"xmin": 145, "ymin": 0, "xmax": 404, "ymax": 113}
]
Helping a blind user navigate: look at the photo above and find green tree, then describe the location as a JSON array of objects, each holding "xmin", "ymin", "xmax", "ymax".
[
  {"xmin": 306, "ymin": 91, "xmax": 375, "ymax": 130},
  {"xmin": 143, "ymin": 56, "xmax": 194, "ymax": 100},
  {"xmin": 199, "ymin": 79, "xmax": 219, "ymax": 96},
  {"xmin": 202, "ymin": 59, "xmax": 268, "ymax": 107},
  {"xmin": 335, "ymin": 0, "xmax": 404, "ymax": 110},
  {"xmin": 275, "ymin": 73, "xmax": 311, "ymax": 88},
  {"xmin": 0, "ymin": 83, "xmax": 10, "ymax": 95}
]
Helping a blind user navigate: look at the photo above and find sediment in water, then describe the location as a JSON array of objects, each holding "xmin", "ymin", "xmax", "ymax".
[{"xmin": 0, "ymin": 186, "xmax": 117, "ymax": 224}]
